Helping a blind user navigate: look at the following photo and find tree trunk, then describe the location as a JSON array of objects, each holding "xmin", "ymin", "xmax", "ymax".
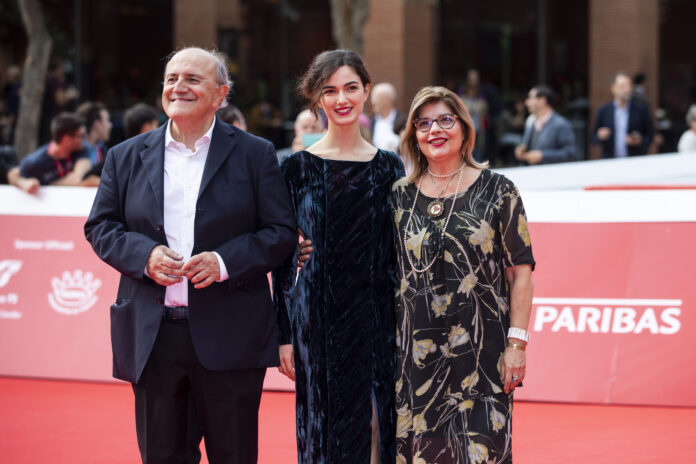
[
  {"xmin": 329, "ymin": 0, "xmax": 370, "ymax": 54},
  {"xmin": 14, "ymin": 0, "xmax": 52, "ymax": 160}
]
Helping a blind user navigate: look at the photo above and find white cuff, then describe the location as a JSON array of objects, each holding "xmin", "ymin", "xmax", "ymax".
[
  {"xmin": 507, "ymin": 327, "xmax": 530, "ymax": 342},
  {"xmin": 213, "ymin": 252, "xmax": 229, "ymax": 282}
]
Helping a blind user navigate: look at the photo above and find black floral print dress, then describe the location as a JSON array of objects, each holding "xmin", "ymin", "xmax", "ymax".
[{"xmin": 391, "ymin": 169, "xmax": 535, "ymax": 464}]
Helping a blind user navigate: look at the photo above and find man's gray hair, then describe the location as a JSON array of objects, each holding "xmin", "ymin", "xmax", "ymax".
[
  {"xmin": 165, "ymin": 47, "xmax": 233, "ymax": 109},
  {"xmin": 610, "ymin": 71, "xmax": 631, "ymax": 85},
  {"xmin": 372, "ymin": 82, "xmax": 397, "ymax": 103},
  {"xmin": 686, "ymin": 104, "xmax": 696, "ymax": 126}
]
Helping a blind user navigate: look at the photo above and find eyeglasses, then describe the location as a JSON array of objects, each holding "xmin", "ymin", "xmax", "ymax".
[{"xmin": 413, "ymin": 114, "xmax": 459, "ymax": 132}]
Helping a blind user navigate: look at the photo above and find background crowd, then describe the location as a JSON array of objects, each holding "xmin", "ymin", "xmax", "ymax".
[{"xmin": 2, "ymin": 59, "xmax": 695, "ymax": 195}]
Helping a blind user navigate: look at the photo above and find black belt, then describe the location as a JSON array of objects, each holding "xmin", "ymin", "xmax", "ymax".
[{"xmin": 163, "ymin": 305, "xmax": 190, "ymax": 321}]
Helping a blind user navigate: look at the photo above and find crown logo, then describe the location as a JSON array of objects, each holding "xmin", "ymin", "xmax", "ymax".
[{"xmin": 48, "ymin": 270, "xmax": 102, "ymax": 315}]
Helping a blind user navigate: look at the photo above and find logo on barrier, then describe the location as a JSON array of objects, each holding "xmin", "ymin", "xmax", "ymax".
[
  {"xmin": 0, "ymin": 260, "xmax": 23, "ymax": 288},
  {"xmin": 532, "ymin": 298, "xmax": 682, "ymax": 335},
  {"xmin": 48, "ymin": 270, "xmax": 102, "ymax": 315}
]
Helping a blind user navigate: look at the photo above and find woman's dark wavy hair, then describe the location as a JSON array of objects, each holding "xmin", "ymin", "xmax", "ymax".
[{"xmin": 296, "ymin": 49, "xmax": 371, "ymax": 117}]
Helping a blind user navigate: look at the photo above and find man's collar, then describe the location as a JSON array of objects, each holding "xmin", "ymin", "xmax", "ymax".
[
  {"xmin": 614, "ymin": 99, "xmax": 630, "ymax": 110},
  {"xmin": 533, "ymin": 109, "xmax": 554, "ymax": 131},
  {"xmin": 540, "ymin": 109, "xmax": 553, "ymax": 121},
  {"xmin": 165, "ymin": 116, "xmax": 216, "ymax": 149}
]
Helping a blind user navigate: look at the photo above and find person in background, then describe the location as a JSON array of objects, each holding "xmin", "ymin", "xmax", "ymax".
[
  {"xmin": 123, "ymin": 103, "xmax": 160, "ymax": 139},
  {"xmin": 592, "ymin": 72, "xmax": 653, "ymax": 158},
  {"xmin": 216, "ymin": 105, "xmax": 247, "ymax": 131},
  {"xmin": 40, "ymin": 60, "xmax": 79, "ymax": 144},
  {"xmin": 246, "ymin": 83, "xmax": 283, "ymax": 146},
  {"xmin": 678, "ymin": 104, "xmax": 696, "ymax": 153},
  {"xmin": 0, "ymin": 100, "xmax": 13, "ymax": 145},
  {"xmin": 370, "ymin": 82, "xmax": 407, "ymax": 152},
  {"xmin": 17, "ymin": 112, "xmax": 91, "ymax": 187},
  {"xmin": 459, "ymin": 69, "xmax": 488, "ymax": 162},
  {"xmin": 2, "ymin": 65, "xmax": 22, "ymax": 144},
  {"xmin": 273, "ymin": 49, "xmax": 404, "ymax": 464},
  {"xmin": 515, "ymin": 85, "xmax": 576, "ymax": 165},
  {"xmin": 275, "ymin": 109, "xmax": 325, "ymax": 163},
  {"xmin": 77, "ymin": 101, "xmax": 112, "ymax": 165},
  {"xmin": 0, "ymin": 145, "xmax": 16, "ymax": 184},
  {"xmin": 496, "ymin": 97, "xmax": 527, "ymax": 166},
  {"xmin": 77, "ymin": 102, "xmax": 113, "ymax": 186},
  {"xmin": 481, "ymin": 74, "xmax": 503, "ymax": 167},
  {"xmin": 392, "ymin": 86, "xmax": 534, "ymax": 463},
  {"xmin": 2, "ymin": 145, "xmax": 39, "ymax": 193},
  {"xmin": 632, "ymin": 72, "xmax": 650, "ymax": 109}
]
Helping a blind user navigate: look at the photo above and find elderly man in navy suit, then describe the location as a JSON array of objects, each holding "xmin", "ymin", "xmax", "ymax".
[
  {"xmin": 85, "ymin": 47, "xmax": 297, "ymax": 463},
  {"xmin": 515, "ymin": 85, "xmax": 576, "ymax": 165}
]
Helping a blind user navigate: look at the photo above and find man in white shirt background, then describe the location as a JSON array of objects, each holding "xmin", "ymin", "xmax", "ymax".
[{"xmin": 369, "ymin": 82, "xmax": 407, "ymax": 152}]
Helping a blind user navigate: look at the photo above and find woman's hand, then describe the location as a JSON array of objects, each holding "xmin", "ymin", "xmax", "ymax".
[
  {"xmin": 278, "ymin": 344, "xmax": 295, "ymax": 381},
  {"xmin": 502, "ymin": 264, "xmax": 533, "ymax": 393},
  {"xmin": 500, "ymin": 344, "xmax": 526, "ymax": 393}
]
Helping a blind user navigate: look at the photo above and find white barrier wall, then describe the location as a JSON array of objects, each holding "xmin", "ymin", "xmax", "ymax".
[
  {"xmin": 496, "ymin": 152, "xmax": 696, "ymax": 190},
  {"xmin": 1, "ymin": 183, "xmax": 695, "ymax": 405}
]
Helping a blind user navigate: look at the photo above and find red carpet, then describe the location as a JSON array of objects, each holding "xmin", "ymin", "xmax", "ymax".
[{"xmin": 1, "ymin": 376, "xmax": 694, "ymax": 463}]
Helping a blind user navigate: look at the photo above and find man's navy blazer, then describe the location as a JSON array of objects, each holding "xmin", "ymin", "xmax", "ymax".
[
  {"xmin": 85, "ymin": 119, "xmax": 297, "ymax": 383},
  {"xmin": 591, "ymin": 98, "xmax": 654, "ymax": 157}
]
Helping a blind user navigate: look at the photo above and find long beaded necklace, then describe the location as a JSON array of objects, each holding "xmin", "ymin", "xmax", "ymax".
[{"xmin": 403, "ymin": 164, "xmax": 465, "ymax": 274}]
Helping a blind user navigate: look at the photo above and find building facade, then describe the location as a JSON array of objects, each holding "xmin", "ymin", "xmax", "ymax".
[{"xmin": 2, "ymin": 0, "xmax": 693, "ymax": 154}]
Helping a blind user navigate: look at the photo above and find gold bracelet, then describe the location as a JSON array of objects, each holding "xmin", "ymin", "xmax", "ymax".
[{"xmin": 507, "ymin": 342, "xmax": 526, "ymax": 351}]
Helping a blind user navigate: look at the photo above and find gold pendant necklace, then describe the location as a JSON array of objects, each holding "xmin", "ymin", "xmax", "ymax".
[
  {"xmin": 426, "ymin": 172, "xmax": 455, "ymax": 219},
  {"xmin": 427, "ymin": 200, "xmax": 444, "ymax": 218}
]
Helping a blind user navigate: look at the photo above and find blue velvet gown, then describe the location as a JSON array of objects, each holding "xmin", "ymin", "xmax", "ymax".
[{"xmin": 273, "ymin": 149, "xmax": 404, "ymax": 464}]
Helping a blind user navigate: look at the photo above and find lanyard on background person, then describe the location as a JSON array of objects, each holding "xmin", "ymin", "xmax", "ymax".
[{"xmin": 54, "ymin": 157, "xmax": 72, "ymax": 178}]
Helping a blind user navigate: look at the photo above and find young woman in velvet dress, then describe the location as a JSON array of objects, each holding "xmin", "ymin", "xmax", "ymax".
[{"xmin": 272, "ymin": 50, "xmax": 404, "ymax": 464}]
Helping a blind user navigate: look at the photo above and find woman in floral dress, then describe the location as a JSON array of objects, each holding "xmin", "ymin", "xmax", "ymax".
[{"xmin": 392, "ymin": 86, "xmax": 535, "ymax": 464}]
